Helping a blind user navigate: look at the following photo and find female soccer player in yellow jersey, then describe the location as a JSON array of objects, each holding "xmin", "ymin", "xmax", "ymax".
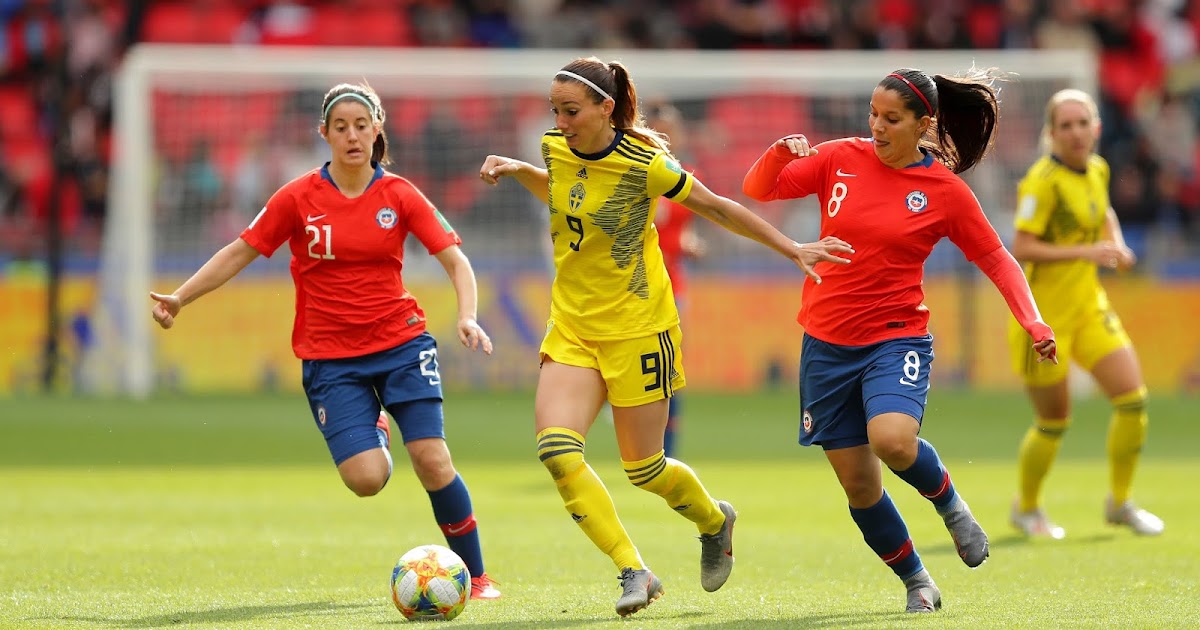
[
  {"xmin": 1008, "ymin": 88, "xmax": 1163, "ymax": 538},
  {"xmin": 479, "ymin": 56, "xmax": 854, "ymax": 617}
]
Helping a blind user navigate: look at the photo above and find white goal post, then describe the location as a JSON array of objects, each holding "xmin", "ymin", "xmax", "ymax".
[{"xmin": 97, "ymin": 45, "xmax": 1095, "ymax": 397}]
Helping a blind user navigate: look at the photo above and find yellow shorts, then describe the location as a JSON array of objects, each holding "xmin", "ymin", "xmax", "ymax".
[
  {"xmin": 539, "ymin": 320, "xmax": 686, "ymax": 407},
  {"xmin": 1008, "ymin": 305, "xmax": 1132, "ymax": 387}
]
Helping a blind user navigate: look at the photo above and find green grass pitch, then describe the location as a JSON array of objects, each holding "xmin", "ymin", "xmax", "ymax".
[{"xmin": 1, "ymin": 389, "xmax": 1197, "ymax": 629}]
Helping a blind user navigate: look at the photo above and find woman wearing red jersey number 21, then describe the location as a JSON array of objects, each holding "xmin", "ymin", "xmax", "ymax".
[
  {"xmin": 479, "ymin": 56, "xmax": 853, "ymax": 618},
  {"xmin": 743, "ymin": 67, "xmax": 1058, "ymax": 613},
  {"xmin": 149, "ymin": 83, "xmax": 501, "ymax": 601}
]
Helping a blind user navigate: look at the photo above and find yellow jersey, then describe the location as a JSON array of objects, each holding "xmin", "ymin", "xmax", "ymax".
[
  {"xmin": 1013, "ymin": 153, "xmax": 1111, "ymax": 321},
  {"xmin": 541, "ymin": 129, "xmax": 694, "ymax": 340}
]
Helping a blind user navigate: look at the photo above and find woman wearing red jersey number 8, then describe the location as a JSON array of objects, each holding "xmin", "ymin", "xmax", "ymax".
[
  {"xmin": 149, "ymin": 82, "xmax": 501, "ymax": 600},
  {"xmin": 744, "ymin": 67, "xmax": 1058, "ymax": 613}
]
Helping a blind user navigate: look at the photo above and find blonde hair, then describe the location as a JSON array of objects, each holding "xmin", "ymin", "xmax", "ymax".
[{"xmin": 1041, "ymin": 88, "xmax": 1099, "ymax": 153}]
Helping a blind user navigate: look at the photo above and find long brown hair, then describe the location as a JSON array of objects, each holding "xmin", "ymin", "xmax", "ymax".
[
  {"xmin": 881, "ymin": 67, "xmax": 1003, "ymax": 174},
  {"xmin": 319, "ymin": 82, "xmax": 391, "ymax": 165},
  {"xmin": 555, "ymin": 57, "xmax": 671, "ymax": 154}
]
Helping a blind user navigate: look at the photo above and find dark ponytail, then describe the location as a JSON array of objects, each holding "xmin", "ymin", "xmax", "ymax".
[
  {"xmin": 556, "ymin": 57, "xmax": 671, "ymax": 153},
  {"xmin": 882, "ymin": 67, "xmax": 1003, "ymax": 174}
]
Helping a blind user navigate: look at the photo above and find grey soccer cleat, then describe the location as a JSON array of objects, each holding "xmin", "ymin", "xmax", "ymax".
[
  {"xmin": 698, "ymin": 500, "xmax": 737, "ymax": 592},
  {"xmin": 904, "ymin": 570, "xmax": 943, "ymax": 613},
  {"xmin": 615, "ymin": 567, "xmax": 664, "ymax": 617},
  {"xmin": 1105, "ymin": 497, "xmax": 1165, "ymax": 536},
  {"xmin": 941, "ymin": 497, "xmax": 989, "ymax": 567},
  {"xmin": 1010, "ymin": 500, "xmax": 1066, "ymax": 539}
]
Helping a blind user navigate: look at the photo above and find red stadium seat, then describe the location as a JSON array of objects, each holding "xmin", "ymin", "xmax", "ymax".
[
  {"xmin": 141, "ymin": 1, "xmax": 246, "ymax": 44},
  {"xmin": 0, "ymin": 84, "xmax": 40, "ymax": 141}
]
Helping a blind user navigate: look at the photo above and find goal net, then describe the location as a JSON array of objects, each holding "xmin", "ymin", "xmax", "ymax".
[{"xmin": 96, "ymin": 46, "xmax": 1095, "ymax": 397}]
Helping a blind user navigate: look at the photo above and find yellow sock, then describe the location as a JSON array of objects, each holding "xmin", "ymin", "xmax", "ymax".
[
  {"xmin": 623, "ymin": 450, "xmax": 724, "ymax": 535},
  {"xmin": 1107, "ymin": 387, "xmax": 1149, "ymax": 505},
  {"xmin": 536, "ymin": 427, "xmax": 642, "ymax": 571},
  {"xmin": 1017, "ymin": 417, "xmax": 1069, "ymax": 512}
]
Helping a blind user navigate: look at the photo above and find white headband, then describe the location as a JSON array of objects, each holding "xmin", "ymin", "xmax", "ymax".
[
  {"xmin": 556, "ymin": 70, "xmax": 612, "ymax": 102},
  {"xmin": 322, "ymin": 92, "xmax": 378, "ymax": 124}
]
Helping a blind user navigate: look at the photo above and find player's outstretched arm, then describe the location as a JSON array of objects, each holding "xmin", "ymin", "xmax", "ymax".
[
  {"xmin": 150, "ymin": 238, "xmax": 259, "ymax": 330},
  {"xmin": 1011, "ymin": 229, "xmax": 1130, "ymax": 271},
  {"xmin": 973, "ymin": 245, "xmax": 1058, "ymax": 364},
  {"xmin": 681, "ymin": 177, "xmax": 853, "ymax": 283},
  {"xmin": 743, "ymin": 134, "xmax": 818, "ymax": 201},
  {"xmin": 434, "ymin": 245, "xmax": 493, "ymax": 355},
  {"xmin": 479, "ymin": 155, "xmax": 550, "ymax": 205}
]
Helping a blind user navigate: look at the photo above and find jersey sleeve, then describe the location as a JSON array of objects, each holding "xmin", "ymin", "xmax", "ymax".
[
  {"xmin": 1013, "ymin": 168, "xmax": 1058, "ymax": 237},
  {"xmin": 240, "ymin": 184, "xmax": 298, "ymax": 257},
  {"xmin": 398, "ymin": 180, "xmax": 462, "ymax": 255},
  {"xmin": 776, "ymin": 141, "xmax": 835, "ymax": 198},
  {"xmin": 945, "ymin": 184, "xmax": 1004, "ymax": 262},
  {"xmin": 744, "ymin": 139, "xmax": 833, "ymax": 201},
  {"xmin": 647, "ymin": 153, "xmax": 693, "ymax": 203}
]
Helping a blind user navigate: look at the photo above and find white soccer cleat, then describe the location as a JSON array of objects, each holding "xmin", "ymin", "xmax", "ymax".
[
  {"xmin": 1010, "ymin": 501, "xmax": 1066, "ymax": 540},
  {"xmin": 1105, "ymin": 497, "xmax": 1165, "ymax": 536}
]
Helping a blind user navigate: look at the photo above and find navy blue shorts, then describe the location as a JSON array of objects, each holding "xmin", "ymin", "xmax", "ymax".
[
  {"xmin": 302, "ymin": 332, "xmax": 446, "ymax": 465},
  {"xmin": 798, "ymin": 333, "xmax": 934, "ymax": 450}
]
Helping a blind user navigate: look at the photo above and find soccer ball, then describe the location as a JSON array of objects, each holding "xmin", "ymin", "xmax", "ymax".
[{"xmin": 390, "ymin": 544, "xmax": 471, "ymax": 621}]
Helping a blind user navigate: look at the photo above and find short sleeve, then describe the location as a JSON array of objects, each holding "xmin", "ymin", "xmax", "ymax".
[
  {"xmin": 647, "ymin": 154, "xmax": 694, "ymax": 203},
  {"xmin": 1013, "ymin": 171, "xmax": 1058, "ymax": 237},
  {"xmin": 398, "ymin": 180, "xmax": 462, "ymax": 255},
  {"xmin": 240, "ymin": 186, "xmax": 297, "ymax": 257}
]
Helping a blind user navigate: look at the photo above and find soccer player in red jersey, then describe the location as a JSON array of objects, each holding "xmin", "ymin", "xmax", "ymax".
[
  {"xmin": 647, "ymin": 102, "xmax": 705, "ymax": 458},
  {"xmin": 744, "ymin": 68, "xmax": 1059, "ymax": 613},
  {"xmin": 149, "ymin": 83, "xmax": 501, "ymax": 600}
]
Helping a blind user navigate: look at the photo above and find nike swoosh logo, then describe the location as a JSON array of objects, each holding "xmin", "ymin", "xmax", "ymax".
[
  {"xmin": 306, "ymin": 214, "xmax": 327, "ymax": 222},
  {"xmin": 447, "ymin": 523, "xmax": 472, "ymax": 535},
  {"xmin": 836, "ymin": 169, "xmax": 856, "ymax": 177}
]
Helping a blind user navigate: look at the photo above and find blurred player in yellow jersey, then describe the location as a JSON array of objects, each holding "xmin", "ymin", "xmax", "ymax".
[
  {"xmin": 479, "ymin": 56, "xmax": 852, "ymax": 617},
  {"xmin": 1008, "ymin": 89, "xmax": 1163, "ymax": 538}
]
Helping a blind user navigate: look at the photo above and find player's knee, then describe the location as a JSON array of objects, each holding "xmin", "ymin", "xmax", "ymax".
[
  {"xmin": 407, "ymin": 439, "xmax": 454, "ymax": 488},
  {"xmin": 342, "ymin": 469, "xmax": 389, "ymax": 497},
  {"xmin": 1110, "ymin": 386, "xmax": 1148, "ymax": 414},
  {"xmin": 1035, "ymin": 417, "xmax": 1071, "ymax": 438},
  {"xmin": 869, "ymin": 436, "xmax": 916, "ymax": 469},
  {"xmin": 537, "ymin": 427, "xmax": 585, "ymax": 481},
  {"xmin": 338, "ymin": 450, "xmax": 392, "ymax": 497}
]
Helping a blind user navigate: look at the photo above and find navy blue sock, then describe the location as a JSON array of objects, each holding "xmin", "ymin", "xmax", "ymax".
[
  {"xmin": 891, "ymin": 438, "xmax": 958, "ymax": 513},
  {"xmin": 664, "ymin": 395, "xmax": 681, "ymax": 458},
  {"xmin": 428, "ymin": 475, "xmax": 484, "ymax": 578},
  {"xmin": 849, "ymin": 491, "xmax": 923, "ymax": 579}
]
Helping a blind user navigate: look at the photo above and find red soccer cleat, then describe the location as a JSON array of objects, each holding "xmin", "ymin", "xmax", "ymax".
[{"xmin": 470, "ymin": 573, "xmax": 501, "ymax": 600}]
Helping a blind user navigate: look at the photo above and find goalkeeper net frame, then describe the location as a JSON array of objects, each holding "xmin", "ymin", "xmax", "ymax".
[{"xmin": 99, "ymin": 45, "xmax": 1095, "ymax": 396}]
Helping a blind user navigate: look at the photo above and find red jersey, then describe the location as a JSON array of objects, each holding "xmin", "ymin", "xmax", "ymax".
[
  {"xmin": 241, "ymin": 164, "xmax": 461, "ymax": 360},
  {"xmin": 654, "ymin": 195, "xmax": 694, "ymax": 298},
  {"xmin": 747, "ymin": 138, "xmax": 1002, "ymax": 346}
]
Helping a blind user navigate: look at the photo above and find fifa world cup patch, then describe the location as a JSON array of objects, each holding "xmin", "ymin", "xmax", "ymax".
[
  {"xmin": 905, "ymin": 190, "xmax": 928, "ymax": 213},
  {"xmin": 376, "ymin": 207, "xmax": 397, "ymax": 228},
  {"xmin": 802, "ymin": 409, "xmax": 814, "ymax": 434}
]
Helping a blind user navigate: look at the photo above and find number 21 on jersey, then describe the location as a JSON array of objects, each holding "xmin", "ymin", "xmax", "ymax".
[{"xmin": 306, "ymin": 224, "xmax": 335, "ymax": 260}]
